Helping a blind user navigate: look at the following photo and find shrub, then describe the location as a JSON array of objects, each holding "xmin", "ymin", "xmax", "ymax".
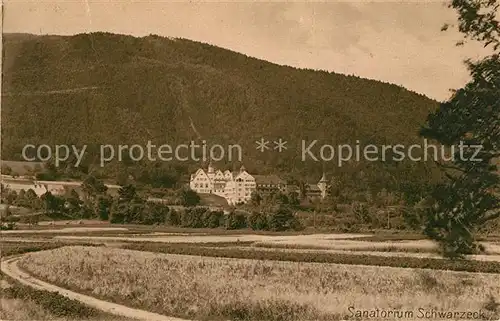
[
  {"xmin": 177, "ymin": 188, "xmax": 201, "ymax": 207},
  {"xmin": 166, "ymin": 208, "xmax": 181, "ymax": 226},
  {"xmin": 267, "ymin": 207, "xmax": 303, "ymax": 231},
  {"xmin": 0, "ymin": 222, "xmax": 16, "ymax": 230},
  {"xmin": 204, "ymin": 210, "xmax": 225, "ymax": 228},
  {"xmin": 351, "ymin": 202, "xmax": 370, "ymax": 223},
  {"xmin": 248, "ymin": 211, "xmax": 268, "ymax": 230},
  {"xmin": 143, "ymin": 202, "xmax": 169, "ymax": 225},
  {"xmin": 1, "ymin": 215, "xmax": 20, "ymax": 223},
  {"xmin": 402, "ymin": 206, "xmax": 424, "ymax": 230},
  {"xmin": 225, "ymin": 211, "xmax": 247, "ymax": 230},
  {"xmin": 181, "ymin": 207, "xmax": 208, "ymax": 228}
]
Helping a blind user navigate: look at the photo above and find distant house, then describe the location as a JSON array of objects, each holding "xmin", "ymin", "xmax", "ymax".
[
  {"xmin": 2, "ymin": 177, "xmax": 121, "ymax": 198},
  {"xmin": 254, "ymin": 175, "xmax": 287, "ymax": 194},
  {"xmin": 44, "ymin": 183, "xmax": 65, "ymax": 195},
  {"xmin": 285, "ymin": 184, "xmax": 300, "ymax": 195},
  {"xmin": 189, "ymin": 164, "xmax": 330, "ymax": 205},
  {"xmin": 2, "ymin": 178, "xmax": 48, "ymax": 196},
  {"xmin": 305, "ymin": 184, "xmax": 322, "ymax": 199},
  {"xmin": 305, "ymin": 173, "xmax": 329, "ymax": 199}
]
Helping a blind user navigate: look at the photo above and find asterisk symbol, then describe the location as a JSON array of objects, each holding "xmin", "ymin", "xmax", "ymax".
[
  {"xmin": 273, "ymin": 138, "xmax": 287, "ymax": 152},
  {"xmin": 255, "ymin": 137, "xmax": 270, "ymax": 152}
]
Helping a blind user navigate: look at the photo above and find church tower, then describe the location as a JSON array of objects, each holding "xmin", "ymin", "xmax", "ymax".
[
  {"xmin": 207, "ymin": 161, "xmax": 215, "ymax": 174},
  {"xmin": 207, "ymin": 161, "xmax": 215, "ymax": 182},
  {"xmin": 318, "ymin": 172, "xmax": 328, "ymax": 199}
]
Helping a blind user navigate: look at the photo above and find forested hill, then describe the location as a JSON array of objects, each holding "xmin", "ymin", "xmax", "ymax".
[{"xmin": 2, "ymin": 32, "xmax": 438, "ymax": 178}]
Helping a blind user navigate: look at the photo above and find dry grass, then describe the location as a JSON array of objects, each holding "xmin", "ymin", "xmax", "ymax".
[
  {"xmin": 0, "ymin": 274, "xmax": 131, "ymax": 321},
  {"xmin": 254, "ymin": 239, "xmax": 500, "ymax": 255},
  {"xmin": 252, "ymin": 240, "xmax": 440, "ymax": 253},
  {"xmin": 50, "ymin": 233, "xmax": 500, "ymax": 256},
  {"xmin": 1, "ymin": 297, "xmax": 74, "ymax": 321},
  {"xmin": 19, "ymin": 246, "xmax": 500, "ymax": 321},
  {"xmin": 0, "ymin": 298, "xmax": 134, "ymax": 321},
  {"xmin": 52, "ymin": 232, "xmax": 370, "ymax": 244}
]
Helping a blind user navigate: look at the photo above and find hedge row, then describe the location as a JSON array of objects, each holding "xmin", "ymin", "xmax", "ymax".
[
  {"xmin": 1, "ymin": 241, "xmax": 103, "ymax": 257},
  {"xmin": 151, "ymin": 205, "xmax": 303, "ymax": 231}
]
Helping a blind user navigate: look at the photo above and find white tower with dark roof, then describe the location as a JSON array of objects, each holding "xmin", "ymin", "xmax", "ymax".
[{"xmin": 318, "ymin": 172, "xmax": 328, "ymax": 199}]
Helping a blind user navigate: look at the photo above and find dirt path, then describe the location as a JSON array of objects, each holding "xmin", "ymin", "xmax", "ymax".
[{"xmin": 1, "ymin": 255, "xmax": 189, "ymax": 321}]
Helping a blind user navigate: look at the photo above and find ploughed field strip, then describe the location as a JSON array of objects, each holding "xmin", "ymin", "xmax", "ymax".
[{"xmin": 14, "ymin": 246, "xmax": 500, "ymax": 321}]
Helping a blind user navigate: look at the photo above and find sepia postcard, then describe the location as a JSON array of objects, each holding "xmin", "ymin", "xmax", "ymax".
[{"xmin": 1, "ymin": 1, "xmax": 499, "ymax": 321}]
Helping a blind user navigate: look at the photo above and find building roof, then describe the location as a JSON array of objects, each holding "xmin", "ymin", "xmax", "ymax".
[
  {"xmin": 285, "ymin": 184, "xmax": 300, "ymax": 193},
  {"xmin": 306, "ymin": 184, "xmax": 321, "ymax": 192},
  {"xmin": 253, "ymin": 175, "xmax": 285, "ymax": 185}
]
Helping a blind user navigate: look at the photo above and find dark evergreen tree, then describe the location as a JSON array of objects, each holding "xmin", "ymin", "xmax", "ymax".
[{"xmin": 419, "ymin": 0, "xmax": 499, "ymax": 257}]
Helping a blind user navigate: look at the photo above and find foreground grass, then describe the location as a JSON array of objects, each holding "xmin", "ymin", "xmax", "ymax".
[
  {"xmin": 121, "ymin": 242, "xmax": 500, "ymax": 273},
  {"xmin": 1, "ymin": 240, "xmax": 136, "ymax": 321},
  {"xmin": 0, "ymin": 270, "xmax": 130, "ymax": 321},
  {"xmin": 19, "ymin": 246, "xmax": 500, "ymax": 321},
  {"xmin": 1, "ymin": 241, "xmax": 126, "ymax": 321}
]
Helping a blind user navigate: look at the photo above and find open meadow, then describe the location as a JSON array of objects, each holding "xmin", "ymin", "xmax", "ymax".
[
  {"xmin": 16, "ymin": 245, "xmax": 500, "ymax": 321},
  {"xmin": 3, "ymin": 227, "xmax": 500, "ymax": 320}
]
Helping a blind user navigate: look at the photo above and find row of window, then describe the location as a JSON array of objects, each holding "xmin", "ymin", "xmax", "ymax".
[
  {"xmin": 194, "ymin": 183, "xmax": 209, "ymax": 188},
  {"xmin": 257, "ymin": 184, "xmax": 283, "ymax": 187}
]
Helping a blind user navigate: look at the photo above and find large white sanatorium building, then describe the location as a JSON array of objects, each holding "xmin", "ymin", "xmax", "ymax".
[
  {"xmin": 189, "ymin": 164, "xmax": 329, "ymax": 205},
  {"xmin": 189, "ymin": 164, "xmax": 256, "ymax": 205}
]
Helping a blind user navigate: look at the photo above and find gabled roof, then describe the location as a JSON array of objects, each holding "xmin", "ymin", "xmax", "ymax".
[
  {"xmin": 214, "ymin": 170, "xmax": 225, "ymax": 180},
  {"xmin": 193, "ymin": 168, "xmax": 208, "ymax": 178},
  {"xmin": 253, "ymin": 175, "xmax": 285, "ymax": 185},
  {"xmin": 223, "ymin": 170, "xmax": 233, "ymax": 180},
  {"xmin": 234, "ymin": 170, "xmax": 254, "ymax": 181},
  {"xmin": 306, "ymin": 184, "xmax": 321, "ymax": 192}
]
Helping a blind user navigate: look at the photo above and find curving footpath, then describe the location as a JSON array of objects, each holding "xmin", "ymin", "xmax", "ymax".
[
  {"xmin": 2, "ymin": 253, "xmax": 499, "ymax": 321},
  {"xmin": 1, "ymin": 255, "xmax": 189, "ymax": 321}
]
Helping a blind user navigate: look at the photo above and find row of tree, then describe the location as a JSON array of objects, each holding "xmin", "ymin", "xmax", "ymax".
[{"xmin": 1, "ymin": 178, "xmax": 302, "ymax": 231}]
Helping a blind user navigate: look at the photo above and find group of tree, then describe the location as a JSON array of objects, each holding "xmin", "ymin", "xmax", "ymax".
[
  {"xmin": 249, "ymin": 190, "xmax": 300, "ymax": 209},
  {"xmin": 170, "ymin": 205, "xmax": 302, "ymax": 231},
  {"xmin": 0, "ymin": 172, "xmax": 204, "ymax": 224},
  {"xmin": 2, "ymin": 0, "xmax": 498, "ymax": 256}
]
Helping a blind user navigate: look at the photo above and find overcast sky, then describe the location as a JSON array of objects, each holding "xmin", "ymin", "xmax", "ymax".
[{"xmin": 3, "ymin": 0, "xmax": 492, "ymax": 101}]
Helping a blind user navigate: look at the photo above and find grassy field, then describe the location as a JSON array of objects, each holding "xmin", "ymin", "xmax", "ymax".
[
  {"xmin": 1, "ymin": 283, "xmax": 122, "ymax": 321},
  {"xmin": 5, "ymin": 229, "xmax": 500, "ymax": 320},
  {"xmin": 119, "ymin": 241, "xmax": 500, "ymax": 273},
  {"xmin": 1, "ymin": 241, "xmax": 130, "ymax": 321},
  {"xmin": 17, "ymin": 246, "xmax": 500, "ymax": 321},
  {"xmin": 1, "ymin": 275, "xmax": 132, "ymax": 321},
  {"xmin": 1, "ymin": 240, "xmax": 104, "ymax": 257}
]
